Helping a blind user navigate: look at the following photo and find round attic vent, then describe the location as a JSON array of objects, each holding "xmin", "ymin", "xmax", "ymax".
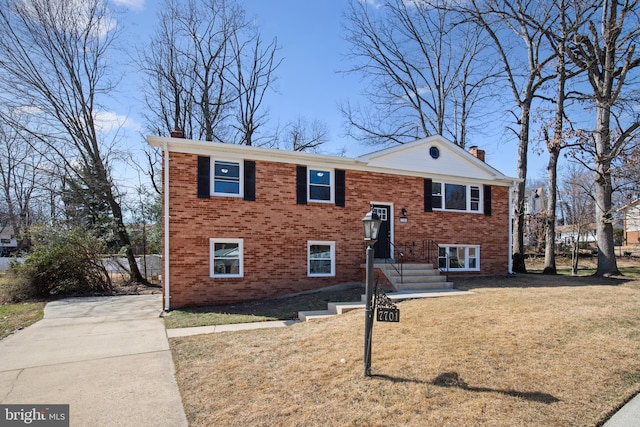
[{"xmin": 429, "ymin": 146, "xmax": 440, "ymax": 159}]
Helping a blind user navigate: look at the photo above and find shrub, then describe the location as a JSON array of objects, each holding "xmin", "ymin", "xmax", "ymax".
[{"xmin": 8, "ymin": 225, "xmax": 112, "ymax": 301}]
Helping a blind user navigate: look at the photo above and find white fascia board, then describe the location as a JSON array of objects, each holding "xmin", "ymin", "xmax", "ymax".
[
  {"xmin": 618, "ymin": 198, "xmax": 640, "ymax": 213},
  {"xmin": 147, "ymin": 135, "xmax": 519, "ymax": 187},
  {"xmin": 147, "ymin": 136, "xmax": 358, "ymax": 168}
]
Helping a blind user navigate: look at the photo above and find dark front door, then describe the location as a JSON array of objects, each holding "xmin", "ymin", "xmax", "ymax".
[{"xmin": 372, "ymin": 204, "xmax": 391, "ymax": 259}]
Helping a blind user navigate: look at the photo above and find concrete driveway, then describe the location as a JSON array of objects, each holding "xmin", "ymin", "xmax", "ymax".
[{"xmin": 0, "ymin": 294, "xmax": 187, "ymax": 426}]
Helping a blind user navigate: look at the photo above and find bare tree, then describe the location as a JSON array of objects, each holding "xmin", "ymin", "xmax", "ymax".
[
  {"xmin": 567, "ymin": 0, "xmax": 640, "ymax": 276},
  {"xmin": 560, "ymin": 164, "xmax": 596, "ymax": 275},
  {"xmin": 0, "ymin": 0, "xmax": 147, "ymax": 283},
  {"xmin": 0, "ymin": 120, "xmax": 48, "ymax": 251},
  {"xmin": 459, "ymin": 0, "xmax": 558, "ymax": 273},
  {"xmin": 342, "ymin": 0, "xmax": 498, "ymax": 147},
  {"xmin": 535, "ymin": 0, "xmax": 597, "ymax": 274},
  {"xmin": 284, "ymin": 117, "xmax": 329, "ymax": 153},
  {"xmin": 140, "ymin": 0, "xmax": 280, "ymax": 145},
  {"xmin": 228, "ymin": 30, "xmax": 281, "ymax": 146}
]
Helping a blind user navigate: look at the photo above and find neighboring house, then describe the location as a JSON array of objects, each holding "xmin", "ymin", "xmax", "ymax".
[
  {"xmin": 0, "ymin": 225, "xmax": 18, "ymax": 256},
  {"xmin": 148, "ymin": 134, "xmax": 518, "ymax": 310},
  {"xmin": 555, "ymin": 223, "xmax": 597, "ymax": 245},
  {"xmin": 523, "ymin": 187, "xmax": 547, "ymax": 248},
  {"xmin": 619, "ymin": 199, "xmax": 640, "ymax": 245}
]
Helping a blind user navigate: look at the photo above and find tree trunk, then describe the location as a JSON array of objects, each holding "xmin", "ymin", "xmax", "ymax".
[
  {"xmin": 593, "ymin": 104, "xmax": 620, "ymax": 276},
  {"xmin": 543, "ymin": 148, "xmax": 559, "ymax": 274},
  {"xmin": 512, "ymin": 101, "xmax": 531, "ymax": 273}
]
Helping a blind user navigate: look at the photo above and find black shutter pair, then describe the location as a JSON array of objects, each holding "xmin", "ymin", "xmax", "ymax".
[
  {"xmin": 423, "ymin": 178, "xmax": 492, "ymax": 216},
  {"xmin": 296, "ymin": 165, "xmax": 346, "ymax": 207},
  {"xmin": 197, "ymin": 156, "xmax": 255, "ymax": 201}
]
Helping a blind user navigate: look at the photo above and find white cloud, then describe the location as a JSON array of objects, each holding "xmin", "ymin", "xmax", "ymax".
[
  {"xmin": 360, "ymin": 0, "xmax": 383, "ymax": 8},
  {"xmin": 94, "ymin": 111, "xmax": 141, "ymax": 134},
  {"xmin": 111, "ymin": 0, "xmax": 144, "ymax": 11}
]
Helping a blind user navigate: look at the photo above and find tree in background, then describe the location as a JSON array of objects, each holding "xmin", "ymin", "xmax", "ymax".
[
  {"xmin": 536, "ymin": 0, "xmax": 596, "ymax": 274},
  {"xmin": 567, "ymin": 0, "xmax": 640, "ymax": 276},
  {"xmin": 460, "ymin": 0, "xmax": 558, "ymax": 273},
  {"xmin": 559, "ymin": 164, "xmax": 595, "ymax": 275},
  {"xmin": 342, "ymin": 0, "xmax": 498, "ymax": 147},
  {"xmin": 0, "ymin": 0, "xmax": 146, "ymax": 283},
  {"xmin": 0, "ymin": 120, "xmax": 50, "ymax": 251},
  {"xmin": 285, "ymin": 117, "xmax": 329, "ymax": 153},
  {"xmin": 140, "ymin": 0, "xmax": 280, "ymax": 145}
]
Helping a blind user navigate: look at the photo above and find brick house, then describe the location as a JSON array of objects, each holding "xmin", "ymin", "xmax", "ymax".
[
  {"xmin": 148, "ymin": 134, "xmax": 518, "ymax": 310},
  {"xmin": 619, "ymin": 198, "xmax": 640, "ymax": 246}
]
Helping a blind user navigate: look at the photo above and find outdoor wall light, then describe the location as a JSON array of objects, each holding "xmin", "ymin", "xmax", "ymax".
[
  {"xmin": 362, "ymin": 210, "xmax": 381, "ymax": 245},
  {"xmin": 401, "ymin": 208, "xmax": 408, "ymax": 217}
]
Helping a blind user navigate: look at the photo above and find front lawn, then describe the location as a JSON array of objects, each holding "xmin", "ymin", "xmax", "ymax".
[
  {"xmin": 170, "ymin": 274, "xmax": 640, "ymax": 426},
  {"xmin": 163, "ymin": 284, "xmax": 364, "ymax": 329},
  {"xmin": 0, "ymin": 302, "xmax": 44, "ymax": 340}
]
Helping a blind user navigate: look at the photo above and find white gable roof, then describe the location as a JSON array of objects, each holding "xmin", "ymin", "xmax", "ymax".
[{"xmin": 355, "ymin": 136, "xmax": 510, "ymax": 182}]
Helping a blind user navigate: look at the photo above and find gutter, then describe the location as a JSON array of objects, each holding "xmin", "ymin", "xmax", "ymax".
[
  {"xmin": 163, "ymin": 141, "xmax": 171, "ymax": 311},
  {"xmin": 508, "ymin": 180, "xmax": 516, "ymax": 274}
]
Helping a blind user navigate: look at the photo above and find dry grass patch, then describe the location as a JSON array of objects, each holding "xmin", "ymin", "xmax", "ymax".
[
  {"xmin": 0, "ymin": 302, "xmax": 44, "ymax": 340},
  {"xmin": 171, "ymin": 275, "xmax": 640, "ymax": 426}
]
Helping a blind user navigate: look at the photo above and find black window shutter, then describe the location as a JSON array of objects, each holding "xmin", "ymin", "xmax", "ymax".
[
  {"xmin": 424, "ymin": 178, "xmax": 432, "ymax": 212},
  {"xmin": 335, "ymin": 169, "xmax": 346, "ymax": 207},
  {"xmin": 484, "ymin": 185, "xmax": 492, "ymax": 216},
  {"xmin": 244, "ymin": 160, "xmax": 256, "ymax": 201},
  {"xmin": 197, "ymin": 156, "xmax": 210, "ymax": 199},
  {"xmin": 296, "ymin": 166, "xmax": 307, "ymax": 204}
]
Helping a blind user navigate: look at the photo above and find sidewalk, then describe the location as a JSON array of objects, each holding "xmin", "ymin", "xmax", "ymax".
[
  {"xmin": 0, "ymin": 294, "xmax": 187, "ymax": 426},
  {"xmin": 603, "ymin": 393, "xmax": 640, "ymax": 427}
]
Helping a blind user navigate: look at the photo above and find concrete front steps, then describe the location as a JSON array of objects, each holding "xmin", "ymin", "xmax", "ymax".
[
  {"xmin": 377, "ymin": 262, "xmax": 453, "ymax": 291},
  {"xmin": 298, "ymin": 288, "xmax": 470, "ymax": 321}
]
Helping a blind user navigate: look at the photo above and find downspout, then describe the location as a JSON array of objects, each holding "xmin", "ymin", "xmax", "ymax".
[
  {"xmin": 508, "ymin": 180, "xmax": 516, "ymax": 274},
  {"xmin": 163, "ymin": 141, "xmax": 171, "ymax": 311}
]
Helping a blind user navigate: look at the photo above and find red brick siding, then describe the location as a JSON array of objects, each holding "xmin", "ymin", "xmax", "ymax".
[{"xmin": 164, "ymin": 152, "xmax": 510, "ymax": 308}]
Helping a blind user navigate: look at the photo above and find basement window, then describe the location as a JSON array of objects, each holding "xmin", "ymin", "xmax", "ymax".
[
  {"xmin": 210, "ymin": 238, "xmax": 243, "ymax": 278},
  {"xmin": 308, "ymin": 241, "xmax": 335, "ymax": 277},
  {"xmin": 438, "ymin": 245, "xmax": 480, "ymax": 271}
]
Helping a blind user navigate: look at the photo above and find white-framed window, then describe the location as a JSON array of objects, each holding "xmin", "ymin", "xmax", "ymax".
[
  {"xmin": 210, "ymin": 238, "xmax": 243, "ymax": 278},
  {"xmin": 308, "ymin": 241, "xmax": 335, "ymax": 277},
  {"xmin": 308, "ymin": 169, "xmax": 334, "ymax": 203},
  {"xmin": 212, "ymin": 160, "xmax": 243, "ymax": 197},
  {"xmin": 432, "ymin": 182, "xmax": 482, "ymax": 212},
  {"xmin": 438, "ymin": 245, "xmax": 480, "ymax": 271}
]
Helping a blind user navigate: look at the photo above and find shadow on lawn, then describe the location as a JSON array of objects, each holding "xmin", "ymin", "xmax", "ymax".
[
  {"xmin": 431, "ymin": 372, "xmax": 560, "ymax": 404},
  {"xmin": 370, "ymin": 372, "xmax": 560, "ymax": 404}
]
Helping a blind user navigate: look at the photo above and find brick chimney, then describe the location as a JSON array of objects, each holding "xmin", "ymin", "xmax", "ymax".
[
  {"xmin": 469, "ymin": 145, "xmax": 485, "ymax": 162},
  {"xmin": 170, "ymin": 127, "xmax": 185, "ymax": 139}
]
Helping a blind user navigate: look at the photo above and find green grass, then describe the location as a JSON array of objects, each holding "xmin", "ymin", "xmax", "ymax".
[{"xmin": 0, "ymin": 302, "xmax": 45, "ymax": 340}]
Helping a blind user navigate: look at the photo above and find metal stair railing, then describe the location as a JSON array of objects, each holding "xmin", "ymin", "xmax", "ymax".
[
  {"xmin": 425, "ymin": 239, "xmax": 449, "ymax": 282},
  {"xmin": 394, "ymin": 239, "xmax": 449, "ymax": 283},
  {"xmin": 384, "ymin": 239, "xmax": 405, "ymax": 284}
]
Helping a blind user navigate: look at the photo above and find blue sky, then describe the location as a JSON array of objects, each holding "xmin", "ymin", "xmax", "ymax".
[{"xmin": 112, "ymin": 0, "xmax": 550, "ymax": 182}]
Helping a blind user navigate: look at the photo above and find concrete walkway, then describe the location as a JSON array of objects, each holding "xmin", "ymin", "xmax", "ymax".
[
  {"xmin": 0, "ymin": 294, "xmax": 187, "ymax": 427},
  {"xmin": 603, "ymin": 393, "xmax": 640, "ymax": 427}
]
